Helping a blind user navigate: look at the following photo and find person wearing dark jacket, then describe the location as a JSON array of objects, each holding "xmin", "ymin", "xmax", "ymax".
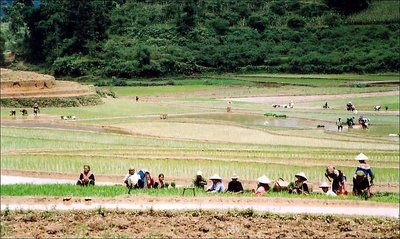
[
  {"xmin": 193, "ymin": 170, "xmax": 207, "ymax": 189},
  {"xmin": 227, "ymin": 173, "xmax": 244, "ymax": 193}
]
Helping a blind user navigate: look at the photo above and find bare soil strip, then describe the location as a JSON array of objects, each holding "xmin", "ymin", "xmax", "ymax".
[{"xmin": 1, "ymin": 209, "xmax": 398, "ymax": 238}]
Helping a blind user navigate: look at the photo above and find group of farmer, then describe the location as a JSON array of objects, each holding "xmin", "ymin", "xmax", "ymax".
[
  {"xmin": 76, "ymin": 153, "xmax": 375, "ymax": 198},
  {"xmin": 9, "ymin": 103, "xmax": 40, "ymax": 117},
  {"xmin": 191, "ymin": 153, "xmax": 374, "ymax": 197}
]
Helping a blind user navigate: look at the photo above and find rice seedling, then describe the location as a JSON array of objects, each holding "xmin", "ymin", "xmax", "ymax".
[{"xmin": 1, "ymin": 184, "xmax": 398, "ymax": 203}]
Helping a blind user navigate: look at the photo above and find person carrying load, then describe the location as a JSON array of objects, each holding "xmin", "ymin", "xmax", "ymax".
[{"xmin": 352, "ymin": 153, "xmax": 374, "ymax": 198}]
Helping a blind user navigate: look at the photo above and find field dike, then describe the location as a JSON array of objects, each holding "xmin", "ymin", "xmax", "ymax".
[{"xmin": 0, "ymin": 94, "xmax": 103, "ymax": 107}]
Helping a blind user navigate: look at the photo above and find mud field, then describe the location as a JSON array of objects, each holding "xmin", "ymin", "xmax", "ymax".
[{"xmin": 1, "ymin": 209, "xmax": 399, "ymax": 238}]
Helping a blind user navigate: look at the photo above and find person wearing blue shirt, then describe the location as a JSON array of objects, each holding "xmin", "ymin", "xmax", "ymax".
[
  {"xmin": 207, "ymin": 174, "xmax": 225, "ymax": 193},
  {"xmin": 353, "ymin": 153, "xmax": 375, "ymax": 197}
]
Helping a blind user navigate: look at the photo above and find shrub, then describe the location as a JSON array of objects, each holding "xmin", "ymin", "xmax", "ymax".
[
  {"xmin": 52, "ymin": 55, "xmax": 92, "ymax": 77},
  {"xmin": 323, "ymin": 13, "xmax": 342, "ymax": 27},
  {"xmin": 287, "ymin": 16, "xmax": 306, "ymax": 29}
]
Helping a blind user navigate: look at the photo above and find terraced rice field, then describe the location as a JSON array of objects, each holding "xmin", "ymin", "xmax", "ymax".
[{"xmin": 1, "ymin": 73, "xmax": 399, "ymax": 193}]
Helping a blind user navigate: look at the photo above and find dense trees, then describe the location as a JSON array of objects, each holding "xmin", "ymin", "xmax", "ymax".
[{"xmin": 1, "ymin": 0, "xmax": 398, "ymax": 78}]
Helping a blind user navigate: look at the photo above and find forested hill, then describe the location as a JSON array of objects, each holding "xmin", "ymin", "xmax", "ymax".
[{"xmin": 1, "ymin": 0, "xmax": 399, "ymax": 79}]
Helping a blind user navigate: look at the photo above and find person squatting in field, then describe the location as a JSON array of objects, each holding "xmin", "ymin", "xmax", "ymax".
[
  {"xmin": 253, "ymin": 175, "xmax": 271, "ymax": 196},
  {"xmin": 207, "ymin": 174, "xmax": 225, "ymax": 193},
  {"xmin": 226, "ymin": 173, "xmax": 243, "ymax": 193},
  {"xmin": 193, "ymin": 170, "xmax": 207, "ymax": 189},
  {"xmin": 288, "ymin": 172, "xmax": 311, "ymax": 195},
  {"xmin": 319, "ymin": 182, "xmax": 337, "ymax": 196},
  {"xmin": 353, "ymin": 153, "xmax": 375, "ymax": 197},
  {"xmin": 325, "ymin": 166, "xmax": 348, "ymax": 195},
  {"xmin": 76, "ymin": 165, "xmax": 95, "ymax": 186}
]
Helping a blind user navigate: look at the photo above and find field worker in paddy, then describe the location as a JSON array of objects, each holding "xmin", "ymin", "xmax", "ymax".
[
  {"xmin": 207, "ymin": 174, "xmax": 225, "ymax": 193},
  {"xmin": 144, "ymin": 171, "xmax": 155, "ymax": 189},
  {"xmin": 319, "ymin": 182, "xmax": 337, "ymax": 196},
  {"xmin": 288, "ymin": 172, "xmax": 310, "ymax": 195},
  {"xmin": 123, "ymin": 167, "xmax": 139, "ymax": 188},
  {"xmin": 336, "ymin": 118, "xmax": 343, "ymax": 131},
  {"xmin": 253, "ymin": 175, "xmax": 271, "ymax": 196},
  {"xmin": 76, "ymin": 165, "xmax": 95, "ymax": 186},
  {"xmin": 153, "ymin": 173, "xmax": 166, "ymax": 189},
  {"xmin": 193, "ymin": 170, "xmax": 207, "ymax": 189},
  {"xmin": 33, "ymin": 102, "xmax": 40, "ymax": 116},
  {"xmin": 353, "ymin": 153, "xmax": 375, "ymax": 197},
  {"xmin": 325, "ymin": 165, "xmax": 348, "ymax": 195},
  {"xmin": 227, "ymin": 173, "xmax": 244, "ymax": 193}
]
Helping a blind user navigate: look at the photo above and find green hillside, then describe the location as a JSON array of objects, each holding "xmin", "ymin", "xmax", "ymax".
[{"xmin": 1, "ymin": 0, "xmax": 399, "ymax": 79}]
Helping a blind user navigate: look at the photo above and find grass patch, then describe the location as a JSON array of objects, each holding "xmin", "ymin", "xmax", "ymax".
[
  {"xmin": 347, "ymin": 0, "xmax": 400, "ymax": 24},
  {"xmin": 1, "ymin": 184, "xmax": 398, "ymax": 203}
]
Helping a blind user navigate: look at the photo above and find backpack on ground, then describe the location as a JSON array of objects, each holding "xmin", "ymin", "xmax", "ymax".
[{"xmin": 273, "ymin": 178, "xmax": 290, "ymax": 192}]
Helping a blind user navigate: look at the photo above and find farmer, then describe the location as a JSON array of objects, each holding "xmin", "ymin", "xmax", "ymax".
[
  {"xmin": 324, "ymin": 166, "xmax": 347, "ymax": 195},
  {"xmin": 373, "ymin": 105, "xmax": 381, "ymax": 111},
  {"xmin": 207, "ymin": 174, "xmax": 225, "ymax": 193},
  {"xmin": 358, "ymin": 116, "xmax": 369, "ymax": 129},
  {"xmin": 144, "ymin": 170, "xmax": 155, "ymax": 189},
  {"xmin": 20, "ymin": 108, "xmax": 28, "ymax": 116},
  {"xmin": 123, "ymin": 167, "xmax": 137, "ymax": 188},
  {"xmin": 336, "ymin": 118, "xmax": 343, "ymax": 131},
  {"xmin": 288, "ymin": 172, "xmax": 310, "ymax": 195},
  {"xmin": 346, "ymin": 102, "xmax": 355, "ymax": 111},
  {"xmin": 254, "ymin": 175, "xmax": 270, "ymax": 196},
  {"xmin": 353, "ymin": 153, "xmax": 374, "ymax": 197},
  {"xmin": 136, "ymin": 96, "xmax": 139, "ymax": 102},
  {"xmin": 10, "ymin": 109, "xmax": 16, "ymax": 117},
  {"xmin": 346, "ymin": 117, "xmax": 355, "ymax": 128},
  {"xmin": 136, "ymin": 169, "xmax": 147, "ymax": 188},
  {"xmin": 319, "ymin": 182, "xmax": 336, "ymax": 196},
  {"xmin": 227, "ymin": 173, "xmax": 243, "ymax": 193},
  {"xmin": 76, "ymin": 165, "xmax": 95, "ymax": 186},
  {"xmin": 193, "ymin": 170, "xmax": 207, "ymax": 189},
  {"xmin": 323, "ymin": 102, "xmax": 329, "ymax": 109},
  {"xmin": 33, "ymin": 103, "xmax": 40, "ymax": 116},
  {"xmin": 153, "ymin": 173, "xmax": 166, "ymax": 189}
]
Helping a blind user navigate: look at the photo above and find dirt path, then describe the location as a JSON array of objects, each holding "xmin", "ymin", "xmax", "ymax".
[
  {"xmin": 1, "ymin": 195, "xmax": 398, "ymax": 218},
  {"xmin": 224, "ymin": 90, "xmax": 399, "ymax": 104}
]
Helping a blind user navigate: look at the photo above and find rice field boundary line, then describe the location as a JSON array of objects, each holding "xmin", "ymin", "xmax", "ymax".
[
  {"xmin": 3, "ymin": 153, "xmax": 398, "ymax": 169},
  {"xmin": 2, "ymin": 150, "xmax": 398, "ymax": 166},
  {"xmin": 2, "ymin": 129, "xmax": 397, "ymax": 153},
  {"xmin": 168, "ymin": 116, "xmax": 398, "ymax": 145},
  {"xmin": 2, "ymin": 147, "xmax": 398, "ymax": 161},
  {"xmin": 223, "ymin": 91, "xmax": 399, "ymax": 103},
  {"xmin": 2, "ymin": 124, "xmax": 398, "ymax": 152},
  {"xmin": 117, "ymin": 121, "xmax": 397, "ymax": 149}
]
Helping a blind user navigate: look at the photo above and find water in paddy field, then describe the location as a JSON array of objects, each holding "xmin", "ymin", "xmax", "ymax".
[{"xmin": 181, "ymin": 113, "xmax": 337, "ymax": 131}]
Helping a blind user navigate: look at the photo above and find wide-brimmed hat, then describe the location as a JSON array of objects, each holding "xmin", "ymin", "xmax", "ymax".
[
  {"xmin": 231, "ymin": 173, "xmax": 238, "ymax": 179},
  {"xmin": 209, "ymin": 174, "xmax": 222, "ymax": 180},
  {"xmin": 257, "ymin": 175, "xmax": 270, "ymax": 184},
  {"xmin": 355, "ymin": 153, "xmax": 368, "ymax": 161},
  {"xmin": 196, "ymin": 170, "xmax": 203, "ymax": 176},
  {"xmin": 295, "ymin": 172, "xmax": 308, "ymax": 180},
  {"xmin": 319, "ymin": 182, "xmax": 329, "ymax": 188}
]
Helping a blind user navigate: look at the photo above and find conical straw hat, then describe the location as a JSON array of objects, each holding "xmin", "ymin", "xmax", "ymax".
[{"xmin": 355, "ymin": 153, "xmax": 368, "ymax": 161}]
